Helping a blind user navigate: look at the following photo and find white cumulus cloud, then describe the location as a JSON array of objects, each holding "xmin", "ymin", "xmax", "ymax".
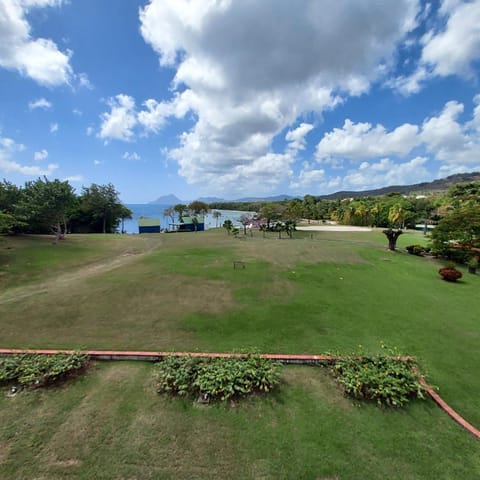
[
  {"xmin": 63, "ymin": 174, "xmax": 83, "ymax": 183},
  {"xmin": 122, "ymin": 151, "xmax": 141, "ymax": 161},
  {"xmin": 421, "ymin": 97, "xmax": 480, "ymax": 164},
  {"xmin": 391, "ymin": 1, "xmax": 480, "ymax": 94},
  {"xmin": 285, "ymin": 123, "xmax": 314, "ymax": 152},
  {"xmin": 0, "ymin": 0, "xmax": 73, "ymax": 86},
  {"xmin": 310, "ymin": 94, "xmax": 480, "ymax": 190},
  {"xmin": 0, "ymin": 136, "xmax": 25, "ymax": 151},
  {"xmin": 28, "ymin": 98, "xmax": 52, "ymax": 110},
  {"xmin": 0, "ymin": 135, "xmax": 57, "ymax": 177},
  {"xmin": 316, "ymin": 120, "xmax": 420, "ymax": 161},
  {"xmin": 98, "ymin": 94, "xmax": 137, "ymax": 142},
  {"xmin": 139, "ymin": 0, "xmax": 419, "ymax": 191},
  {"xmin": 34, "ymin": 148, "xmax": 48, "ymax": 161},
  {"xmin": 422, "ymin": 1, "xmax": 480, "ymax": 78},
  {"xmin": 341, "ymin": 156, "xmax": 430, "ymax": 190}
]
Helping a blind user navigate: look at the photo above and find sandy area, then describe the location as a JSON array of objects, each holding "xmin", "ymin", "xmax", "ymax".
[{"xmin": 296, "ymin": 225, "xmax": 372, "ymax": 232}]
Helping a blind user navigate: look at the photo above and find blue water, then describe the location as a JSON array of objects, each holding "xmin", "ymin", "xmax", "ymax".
[{"xmin": 122, "ymin": 204, "xmax": 255, "ymax": 234}]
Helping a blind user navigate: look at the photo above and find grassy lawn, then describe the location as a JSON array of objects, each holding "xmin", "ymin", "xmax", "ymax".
[
  {"xmin": 1, "ymin": 361, "xmax": 479, "ymax": 480},
  {"xmin": 1, "ymin": 230, "xmax": 479, "ymax": 477}
]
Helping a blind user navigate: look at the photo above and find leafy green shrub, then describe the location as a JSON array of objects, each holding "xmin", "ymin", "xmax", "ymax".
[
  {"xmin": 406, "ymin": 244, "xmax": 430, "ymax": 255},
  {"xmin": 155, "ymin": 355, "xmax": 281, "ymax": 401},
  {"xmin": 0, "ymin": 355, "xmax": 20, "ymax": 382},
  {"xmin": 329, "ymin": 346, "xmax": 426, "ymax": 407},
  {"xmin": 154, "ymin": 355, "xmax": 200, "ymax": 396},
  {"xmin": 0, "ymin": 352, "xmax": 88, "ymax": 387}
]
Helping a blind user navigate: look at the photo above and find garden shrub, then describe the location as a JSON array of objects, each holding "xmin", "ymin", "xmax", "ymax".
[
  {"xmin": 406, "ymin": 244, "xmax": 430, "ymax": 256},
  {"xmin": 438, "ymin": 266, "xmax": 462, "ymax": 282},
  {"xmin": 0, "ymin": 352, "xmax": 88, "ymax": 387},
  {"xmin": 329, "ymin": 346, "xmax": 426, "ymax": 407},
  {"xmin": 155, "ymin": 355, "xmax": 281, "ymax": 401}
]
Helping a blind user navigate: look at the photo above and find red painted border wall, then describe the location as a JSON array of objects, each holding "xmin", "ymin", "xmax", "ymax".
[{"xmin": 1, "ymin": 348, "xmax": 478, "ymax": 441}]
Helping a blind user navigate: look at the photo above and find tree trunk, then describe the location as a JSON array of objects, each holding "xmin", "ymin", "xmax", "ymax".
[
  {"xmin": 383, "ymin": 228, "xmax": 403, "ymax": 251},
  {"xmin": 52, "ymin": 222, "xmax": 62, "ymax": 244},
  {"xmin": 102, "ymin": 215, "xmax": 106, "ymax": 234}
]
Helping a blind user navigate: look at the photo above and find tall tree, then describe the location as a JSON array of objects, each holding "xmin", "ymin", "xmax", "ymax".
[
  {"xmin": 19, "ymin": 178, "xmax": 76, "ymax": 243},
  {"xmin": 303, "ymin": 195, "xmax": 318, "ymax": 221},
  {"xmin": 76, "ymin": 183, "xmax": 130, "ymax": 234},
  {"xmin": 0, "ymin": 180, "xmax": 25, "ymax": 234},
  {"xmin": 259, "ymin": 203, "xmax": 283, "ymax": 229},
  {"xmin": 223, "ymin": 219, "xmax": 233, "ymax": 234},
  {"xmin": 284, "ymin": 199, "xmax": 304, "ymax": 223},
  {"xmin": 212, "ymin": 210, "xmax": 222, "ymax": 227},
  {"xmin": 388, "ymin": 203, "xmax": 406, "ymax": 229},
  {"xmin": 448, "ymin": 181, "xmax": 480, "ymax": 208},
  {"xmin": 163, "ymin": 206, "xmax": 175, "ymax": 227},
  {"xmin": 119, "ymin": 204, "xmax": 133, "ymax": 233},
  {"xmin": 174, "ymin": 203, "xmax": 187, "ymax": 221},
  {"xmin": 431, "ymin": 205, "xmax": 480, "ymax": 260},
  {"xmin": 188, "ymin": 201, "xmax": 209, "ymax": 215},
  {"xmin": 0, "ymin": 211, "xmax": 18, "ymax": 234},
  {"xmin": 239, "ymin": 213, "xmax": 253, "ymax": 235}
]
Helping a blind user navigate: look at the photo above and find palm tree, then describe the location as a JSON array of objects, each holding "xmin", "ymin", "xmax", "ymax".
[
  {"xmin": 212, "ymin": 210, "xmax": 222, "ymax": 227},
  {"xmin": 388, "ymin": 204, "xmax": 406, "ymax": 229},
  {"xmin": 163, "ymin": 206, "xmax": 175, "ymax": 229},
  {"xmin": 223, "ymin": 219, "xmax": 233, "ymax": 235},
  {"xmin": 355, "ymin": 203, "xmax": 370, "ymax": 226}
]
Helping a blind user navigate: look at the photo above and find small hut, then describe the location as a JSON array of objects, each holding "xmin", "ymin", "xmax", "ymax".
[
  {"xmin": 138, "ymin": 216, "xmax": 161, "ymax": 233},
  {"xmin": 170, "ymin": 215, "xmax": 205, "ymax": 232}
]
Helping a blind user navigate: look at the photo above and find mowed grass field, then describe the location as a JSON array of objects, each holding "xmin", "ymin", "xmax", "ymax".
[
  {"xmin": 1, "ymin": 362, "xmax": 479, "ymax": 480},
  {"xmin": 1, "ymin": 229, "xmax": 480, "ymax": 478}
]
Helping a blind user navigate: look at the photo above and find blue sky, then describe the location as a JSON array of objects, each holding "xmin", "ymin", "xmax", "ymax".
[{"xmin": 0, "ymin": 0, "xmax": 479, "ymax": 203}]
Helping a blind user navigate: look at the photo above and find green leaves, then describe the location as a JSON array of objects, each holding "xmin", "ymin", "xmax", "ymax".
[
  {"xmin": 155, "ymin": 355, "xmax": 280, "ymax": 401},
  {"xmin": 329, "ymin": 347, "xmax": 426, "ymax": 407},
  {"xmin": 0, "ymin": 352, "xmax": 88, "ymax": 387}
]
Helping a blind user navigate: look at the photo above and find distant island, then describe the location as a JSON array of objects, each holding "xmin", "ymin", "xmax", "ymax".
[{"xmin": 149, "ymin": 194, "xmax": 183, "ymax": 205}]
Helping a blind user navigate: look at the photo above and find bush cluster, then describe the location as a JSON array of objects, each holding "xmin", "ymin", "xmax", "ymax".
[
  {"xmin": 329, "ymin": 348, "xmax": 426, "ymax": 407},
  {"xmin": 406, "ymin": 244, "xmax": 430, "ymax": 256},
  {"xmin": 0, "ymin": 352, "xmax": 88, "ymax": 387},
  {"xmin": 155, "ymin": 355, "xmax": 281, "ymax": 401},
  {"xmin": 438, "ymin": 267, "xmax": 462, "ymax": 282}
]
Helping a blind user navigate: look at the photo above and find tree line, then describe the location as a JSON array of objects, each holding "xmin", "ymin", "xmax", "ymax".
[
  {"xmin": 212, "ymin": 183, "xmax": 480, "ymax": 260},
  {"xmin": 210, "ymin": 189, "xmax": 466, "ymax": 230},
  {"xmin": 0, "ymin": 177, "xmax": 132, "ymax": 242}
]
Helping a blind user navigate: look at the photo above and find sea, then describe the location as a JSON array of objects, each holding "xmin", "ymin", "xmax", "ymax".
[{"xmin": 121, "ymin": 204, "xmax": 255, "ymax": 234}]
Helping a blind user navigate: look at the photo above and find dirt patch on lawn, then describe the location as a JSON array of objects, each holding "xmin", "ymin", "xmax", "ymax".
[{"xmin": 0, "ymin": 442, "xmax": 11, "ymax": 464}]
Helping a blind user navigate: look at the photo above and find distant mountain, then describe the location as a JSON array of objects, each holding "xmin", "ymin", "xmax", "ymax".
[
  {"xmin": 196, "ymin": 196, "xmax": 226, "ymax": 203},
  {"xmin": 235, "ymin": 194, "xmax": 297, "ymax": 202},
  {"xmin": 149, "ymin": 194, "xmax": 183, "ymax": 205},
  {"xmin": 317, "ymin": 172, "xmax": 480, "ymax": 200},
  {"xmin": 148, "ymin": 172, "xmax": 480, "ymax": 206},
  {"xmin": 148, "ymin": 193, "xmax": 296, "ymax": 204}
]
